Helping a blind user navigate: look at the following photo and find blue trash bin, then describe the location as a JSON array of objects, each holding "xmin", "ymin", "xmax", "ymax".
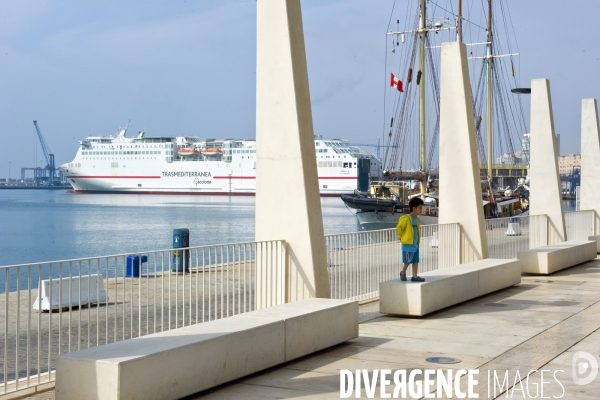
[{"xmin": 126, "ymin": 255, "xmax": 148, "ymax": 278}]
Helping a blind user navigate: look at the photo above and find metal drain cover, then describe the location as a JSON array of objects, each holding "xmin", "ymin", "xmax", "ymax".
[
  {"xmin": 485, "ymin": 303, "xmax": 509, "ymax": 307},
  {"xmin": 426, "ymin": 357, "xmax": 462, "ymax": 364}
]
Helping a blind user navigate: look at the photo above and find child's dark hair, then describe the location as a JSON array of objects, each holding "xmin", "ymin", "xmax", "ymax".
[{"xmin": 408, "ymin": 197, "xmax": 424, "ymax": 211}]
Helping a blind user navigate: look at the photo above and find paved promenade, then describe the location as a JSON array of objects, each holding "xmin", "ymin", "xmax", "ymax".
[{"xmin": 10, "ymin": 257, "xmax": 600, "ymax": 399}]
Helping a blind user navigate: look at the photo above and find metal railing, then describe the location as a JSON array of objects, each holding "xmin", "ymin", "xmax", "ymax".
[
  {"xmin": 325, "ymin": 223, "xmax": 460, "ymax": 302},
  {"xmin": 0, "ymin": 240, "xmax": 285, "ymax": 395},
  {"xmin": 565, "ymin": 210, "xmax": 596, "ymax": 241},
  {"xmin": 484, "ymin": 211, "xmax": 597, "ymax": 260},
  {"xmin": 529, "ymin": 214, "xmax": 549, "ymax": 248},
  {"xmin": 524, "ymin": 211, "xmax": 595, "ymax": 248},
  {"xmin": 485, "ymin": 215, "xmax": 530, "ymax": 259}
]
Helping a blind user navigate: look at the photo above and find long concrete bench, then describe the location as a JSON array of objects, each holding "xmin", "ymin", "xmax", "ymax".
[
  {"xmin": 55, "ymin": 298, "xmax": 358, "ymax": 400},
  {"xmin": 379, "ymin": 258, "xmax": 521, "ymax": 317},
  {"xmin": 589, "ymin": 235, "xmax": 600, "ymax": 253},
  {"xmin": 518, "ymin": 240, "xmax": 597, "ymax": 274}
]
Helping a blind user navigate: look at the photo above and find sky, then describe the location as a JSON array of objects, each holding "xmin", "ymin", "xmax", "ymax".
[{"xmin": 1, "ymin": 0, "xmax": 599, "ymax": 178}]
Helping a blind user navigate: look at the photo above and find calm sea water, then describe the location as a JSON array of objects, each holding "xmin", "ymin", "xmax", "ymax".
[{"xmin": 0, "ymin": 189, "xmax": 361, "ymax": 267}]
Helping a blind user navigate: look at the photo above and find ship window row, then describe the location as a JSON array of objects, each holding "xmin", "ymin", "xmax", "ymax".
[
  {"xmin": 222, "ymin": 149, "xmax": 255, "ymax": 155},
  {"xmin": 86, "ymin": 143, "xmax": 171, "ymax": 148},
  {"xmin": 83, "ymin": 151, "xmax": 163, "ymax": 155},
  {"xmin": 318, "ymin": 161, "xmax": 355, "ymax": 168},
  {"xmin": 82, "ymin": 157, "xmax": 158, "ymax": 160},
  {"xmin": 323, "ymin": 141, "xmax": 348, "ymax": 148}
]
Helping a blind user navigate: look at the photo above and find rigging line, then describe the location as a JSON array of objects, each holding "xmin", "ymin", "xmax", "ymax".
[
  {"xmin": 494, "ymin": 97, "xmax": 509, "ymax": 160},
  {"xmin": 498, "ymin": 1, "xmax": 514, "ymax": 55},
  {"xmin": 494, "ymin": 63, "xmax": 521, "ymax": 160},
  {"xmin": 492, "ymin": 42, "xmax": 526, "ymax": 143},
  {"xmin": 395, "ymin": 75, "xmax": 416, "ymax": 170},
  {"xmin": 474, "ymin": 66, "xmax": 488, "ymax": 166},
  {"xmin": 472, "ymin": 61, "xmax": 487, "ymax": 164},
  {"xmin": 382, "ymin": 0, "xmax": 398, "ymax": 165},
  {"xmin": 389, "ymin": 11, "xmax": 418, "ymax": 136},
  {"xmin": 424, "ymin": 35, "xmax": 441, "ymax": 173},
  {"xmin": 496, "ymin": 58, "xmax": 524, "ymax": 135},
  {"xmin": 386, "ymin": 29, "xmax": 417, "ymax": 169},
  {"xmin": 429, "ymin": 0, "xmax": 488, "ymax": 32},
  {"xmin": 396, "ymin": 75, "xmax": 417, "ymax": 171},
  {"xmin": 503, "ymin": 0, "xmax": 522, "ymax": 89},
  {"xmin": 465, "ymin": 0, "xmax": 477, "ymax": 87},
  {"xmin": 496, "ymin": 3, "xmax": 527, "ymax": 132},
  {"xmin": 388, "ymin": 14, "xmax": 419, "ymax": 171}
]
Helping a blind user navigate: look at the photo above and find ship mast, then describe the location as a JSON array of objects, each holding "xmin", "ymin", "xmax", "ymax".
[
  {"xmin": 418, "ymin": 0, "xmax": 427, "ymax": 197},
  {"xmin": 486, "ymin": 0, "xmax": 493, "ymax": 187},
  {"xmin": 456, "ymin": 0, "xmax": 462, "ymax": 43}
]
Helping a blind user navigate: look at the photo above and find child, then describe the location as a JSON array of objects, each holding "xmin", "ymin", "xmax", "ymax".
[{"xmin": 396, "ymin": 197, "xmax": 425, "ymax": 282}]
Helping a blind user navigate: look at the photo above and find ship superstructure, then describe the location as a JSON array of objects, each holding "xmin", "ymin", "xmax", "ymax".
[{"xmin": 59, "ymin": 127, "xmax": 381, "ymax": 196}]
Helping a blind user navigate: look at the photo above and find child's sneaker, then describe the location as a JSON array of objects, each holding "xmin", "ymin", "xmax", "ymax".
[
  {"xmin": 400, "ymin": 272, "xmax": 407, "ymax": 281},
  {"xmin": 411, "ymin": 276, "xmax": 425, "ymax": 282}
]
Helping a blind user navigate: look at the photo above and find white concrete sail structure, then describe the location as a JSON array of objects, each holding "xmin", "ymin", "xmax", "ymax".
[
  {"xmin": 580, "ymin": 99, "xmax": 600, "ymax": 234},
  {"xmin": 529, "ymin": 79, "xmax": 566, "ymax": 245},
  {"xmin": 438, "ymin": 42, "xmax": 489, "ymax": 264},
  {"xmin": 255, "ymin": 0, "xmax": 330, "ymax": 306}
]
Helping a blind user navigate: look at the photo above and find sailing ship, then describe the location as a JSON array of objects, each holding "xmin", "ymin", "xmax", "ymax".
[{"xmin": 342, "ymin": 0, "xmax": 529, "ymax": 229}]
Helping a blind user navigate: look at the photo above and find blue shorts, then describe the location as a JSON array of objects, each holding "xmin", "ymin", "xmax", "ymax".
[{"xmin": 402, "ymin": 249, "xmax": 420, "ymax": 264}]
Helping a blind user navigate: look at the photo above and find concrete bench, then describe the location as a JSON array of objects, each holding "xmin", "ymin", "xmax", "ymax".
[
  {"xmin": 379, "ymin": 258, "xmax": 521, "ymax": 317},
  {"xmin": 33, "ymin": 274, "xmax": 108, "ymax": 312},
  {"xmin": 56, "ymin": 298, "xmax": 358, "ymax": 400},
  {"xmin": 518, "ymin": 240, "xmax": 597, "ymax": 274},
  {"xmin": 589, "ymin": 235, "xmax": 600, "ymax": 253}
]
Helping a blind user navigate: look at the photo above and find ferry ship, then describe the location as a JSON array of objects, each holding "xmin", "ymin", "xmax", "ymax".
[{"xmin": 59, "ymin": 126, "xmax": 381, "ymax": 196}]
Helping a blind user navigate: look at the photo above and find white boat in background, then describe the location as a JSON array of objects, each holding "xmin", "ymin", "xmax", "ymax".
[{"xmin": 59, "ymin": 127, "xmax": 381, "ymax": 196}]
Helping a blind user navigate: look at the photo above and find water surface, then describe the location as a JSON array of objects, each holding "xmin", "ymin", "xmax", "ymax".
[{"xmin": 0, "ymin": 190, "xmax": 361, "ymax": 267}]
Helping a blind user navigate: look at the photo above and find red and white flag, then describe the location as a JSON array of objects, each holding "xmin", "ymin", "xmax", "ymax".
[{"xmin": 390, "ymin": 73, "xmax": 403, "ymax": 92}]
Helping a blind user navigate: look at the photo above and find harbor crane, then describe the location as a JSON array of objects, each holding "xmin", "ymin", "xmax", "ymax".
[{"xmin": 32, "ymin": 120, "xmax": 60, "ymax": 185}]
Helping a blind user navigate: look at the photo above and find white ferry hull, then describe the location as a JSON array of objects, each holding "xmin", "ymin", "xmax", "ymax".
[
  {"xmin": 66, "ymin": 175, "xmax": 357, "ymax": 196},
  {"xmin": 60, "ymin": 132, "xmax": 379, "ymax": 197}
]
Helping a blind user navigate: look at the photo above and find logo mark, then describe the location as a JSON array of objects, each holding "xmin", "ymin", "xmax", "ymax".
[{"xmin": 572, "ymin": 351, "xmax": 599, "ymax": 385}]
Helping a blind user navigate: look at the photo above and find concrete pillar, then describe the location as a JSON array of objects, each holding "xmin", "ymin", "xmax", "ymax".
[
  {"xmin": 439, "ymin": 42, "xmax": 488, "ymax": 264},
  {"xmin": 580, "ymin": 99, "xmax": 600, "ymax": 234},
  {"xmin": 529, "ymin": 79, "xmax": 566, "ymax": 245},
  {"xmin": 255, "ymin": 0, "xmax": 330, "ymax": 307}
]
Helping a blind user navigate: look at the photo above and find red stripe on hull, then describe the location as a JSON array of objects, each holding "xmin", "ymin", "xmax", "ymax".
[
  {"xmin": 212, "ymin": 176, "xmax": 356, "ymax": 180},
  {"xmin": 68, "ymin": 175, "xmax": 356, "ymax": 180},
  {"xmin": 65, "ymin": 176, "xmax": 161, "ymax": 179},
  {"xmin": 67, "ymin": 189, "xmax": 343, "ymax": 197}
]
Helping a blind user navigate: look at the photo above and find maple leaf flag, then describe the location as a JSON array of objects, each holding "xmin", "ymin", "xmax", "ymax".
[{"xmin": 390, "ymin": 73, "xmax": 404, "ymax": 92}]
